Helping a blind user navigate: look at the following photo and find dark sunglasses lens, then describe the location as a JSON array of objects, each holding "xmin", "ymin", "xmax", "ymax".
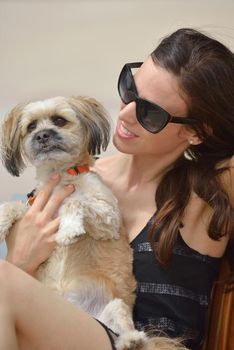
[
  {"xmin": 118, "ymin": 66, "xmax": 136, "ymax": 104},
  {"xmin": 136, "ymin": 99, "xmax": 168, "ymax": 133}
]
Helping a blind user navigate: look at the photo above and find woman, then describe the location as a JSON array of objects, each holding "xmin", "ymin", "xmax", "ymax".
[{"xmin": 0, "ymin": 28, "xmax": 233, "ymax": 350}]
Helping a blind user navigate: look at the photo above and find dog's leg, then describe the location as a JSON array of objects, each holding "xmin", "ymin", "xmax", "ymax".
[
  {"xmin": 83, "ymin": 197, "xmax": 121, "ymax": 240},
  {"xmin": 56, "ymin": 205, "xmax": 86, "ymax": 245},
  {"xmin": 0, "ymin": 202, "xmax": 27, "ymax": 242},
  {"xmin": 98, "ymin": 299, "xmax": 147, "ymax": 350},
  {"xmin": 56, "ymin": 195, "xmax": 121, "ymax": 245}
]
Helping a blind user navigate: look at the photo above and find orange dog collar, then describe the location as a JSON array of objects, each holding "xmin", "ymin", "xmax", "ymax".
[
  {"xmin": 66, "ymin": 164, "xmax": 90, "ymax": 176},
  {"xmin": 27, "ymin": 165, "xmax": 89, "ymax": 206}
]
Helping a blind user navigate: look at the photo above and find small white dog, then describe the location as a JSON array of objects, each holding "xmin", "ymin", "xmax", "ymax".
[
  {"xmin": 0, "ymin": 96, "xmax": 147, "ymax": 349},
  {"xmin": 0, "ymin": 96, "xmax": 186, "ymax": 350}
]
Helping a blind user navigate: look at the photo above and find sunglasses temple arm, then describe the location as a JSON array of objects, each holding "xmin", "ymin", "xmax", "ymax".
[
  {"xmin": 126, "ymin": 62, "xmax": 143, "ymax": 68},
  {"xmin": 171, "ymin": 117, "xmax": 196, "ymax": 124}
]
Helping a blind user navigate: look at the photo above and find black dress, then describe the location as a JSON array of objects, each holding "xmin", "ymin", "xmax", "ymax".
[{"xmin": 131, "ymin": 219, "xmax": 221, "ymax": 350}]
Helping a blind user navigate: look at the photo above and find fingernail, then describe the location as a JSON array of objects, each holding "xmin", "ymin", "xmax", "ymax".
[
  {"xmin": 51, "ymin": 174, "xmax": 60, "ymax": 181},
  {"xmin": 66, "ymin": 184, "xmax": 75, "ymax": 191}
]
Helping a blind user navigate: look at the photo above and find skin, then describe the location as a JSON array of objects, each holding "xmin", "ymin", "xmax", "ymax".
[
  {"xmin": 0, "ymin": 56, "xmax": 230, "ymax": 349},
  {"xmin": 95, "ymin": 57, "xmax": 229, "ymax": 255}
]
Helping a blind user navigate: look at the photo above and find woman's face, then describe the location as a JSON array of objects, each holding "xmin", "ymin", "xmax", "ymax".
[{"xmin": 113, "ymin": 56, "xmax": 191, "ymax": 157}]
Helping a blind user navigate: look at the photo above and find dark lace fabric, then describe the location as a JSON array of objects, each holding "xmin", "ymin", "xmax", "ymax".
[{"xmin": 130, "ymin": 219, "xmax": 221, "ymax": 350}]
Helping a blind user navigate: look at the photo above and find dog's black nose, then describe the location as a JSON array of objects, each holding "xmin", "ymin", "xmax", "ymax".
[{"xmin": 35, "ymin": 129, "xmax": 54, "ymax": 144}]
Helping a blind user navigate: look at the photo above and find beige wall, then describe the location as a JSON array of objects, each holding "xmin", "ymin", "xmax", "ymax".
[{"xmin": 0, "ymin": 0, "xmax": 234, "ymax": 203}]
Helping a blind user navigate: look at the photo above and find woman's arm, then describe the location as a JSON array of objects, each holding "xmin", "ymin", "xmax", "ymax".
[{"xmin": 5, "ymin": 174, "xmax": 75, "ymax": 276}]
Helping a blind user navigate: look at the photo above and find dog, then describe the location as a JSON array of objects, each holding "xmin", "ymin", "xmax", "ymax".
[{"xmin": 0, "ymin": 96, "xmax": 186, "ymax": 350}]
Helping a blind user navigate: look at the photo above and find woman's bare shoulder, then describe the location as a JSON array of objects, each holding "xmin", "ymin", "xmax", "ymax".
[{"xmin": 91, "ymin": 154, "xmax": 121, "ymax": 185}]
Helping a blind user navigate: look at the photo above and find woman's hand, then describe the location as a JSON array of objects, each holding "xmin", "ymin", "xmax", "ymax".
[{"xmin": 5, "ymin": 174, "xmax": 75, "ymax": 276}]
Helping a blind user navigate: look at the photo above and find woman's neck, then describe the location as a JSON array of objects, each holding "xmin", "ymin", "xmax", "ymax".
[{"xmin": 116, "ymin": 151, "xmax": 179, "ymax": 190}]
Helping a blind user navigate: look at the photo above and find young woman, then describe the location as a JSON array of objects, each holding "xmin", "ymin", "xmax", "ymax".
[{"xmin": 0, "ymin": 28, "xmax": 233, "ymax": 350}]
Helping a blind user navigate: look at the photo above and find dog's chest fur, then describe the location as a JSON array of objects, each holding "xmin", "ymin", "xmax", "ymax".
[
  {"xmin": 36, "ymin": 229, "xmax": 136, "ymax": 318},
  {"xmin": 34, "ymin": 171, "xmax": 136, "ymax": 318}
]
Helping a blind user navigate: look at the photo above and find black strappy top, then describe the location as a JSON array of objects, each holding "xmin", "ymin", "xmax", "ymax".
[{"xmin": 130, "ymin": 219, "xmax": 221, "ymax": 350}]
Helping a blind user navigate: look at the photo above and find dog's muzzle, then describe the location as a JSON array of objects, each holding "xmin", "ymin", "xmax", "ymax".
[
  {"xmin": 32, "ymin": 128, "xmax": 65, "ymax": 153},
  {"xmin": 34, "ymin": 129, "xmax": 57, "ymax": 144}
]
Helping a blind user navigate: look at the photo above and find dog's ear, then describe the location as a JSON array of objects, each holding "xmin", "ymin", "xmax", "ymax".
[
  {"xmin": 68, "ymin": 96, "xmax": 111, "ymax": 155},
  {"xmin": 1, "ymin": 104, "xmax": 26, "ymax": 176}
]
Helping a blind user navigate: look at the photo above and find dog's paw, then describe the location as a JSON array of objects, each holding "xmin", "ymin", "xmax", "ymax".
[
  {"xmin": 116, "ymin": 330, "xmax": 147, "ymax": 350},
  {"xmin": 56, "ymin": 233, "xmax": 79, "ymax": 245},
  {"xmin": 0, "ymin": 202, "xmax": 26, "ymax": 241},
  {"xmin": 56, "ymin": 215, "xmax": 86, "ymax": 245}
]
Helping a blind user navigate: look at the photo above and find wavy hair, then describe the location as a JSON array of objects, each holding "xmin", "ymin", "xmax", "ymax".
[{"xmin": 149, "ymin": 29, "xmax": 234, "ymax": 281}]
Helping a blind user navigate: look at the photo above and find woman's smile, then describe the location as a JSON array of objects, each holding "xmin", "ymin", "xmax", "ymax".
[{"xmin": 116, "ymin": 120, "xmax": 139, "ymax": 139}]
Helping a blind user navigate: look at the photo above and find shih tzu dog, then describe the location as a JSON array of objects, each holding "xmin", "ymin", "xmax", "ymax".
[
  {"xmin": 0, "ymin": 96, "xmax": 147, "ymax": 349},
  {"xmin": 0, "ymin": 96, "xmax": 186, "ymax": 350}
]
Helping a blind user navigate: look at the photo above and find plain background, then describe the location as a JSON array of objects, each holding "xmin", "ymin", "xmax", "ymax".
[{"xmin": 0, "ymin": 0, "xmax": 234, "ymax": 257}]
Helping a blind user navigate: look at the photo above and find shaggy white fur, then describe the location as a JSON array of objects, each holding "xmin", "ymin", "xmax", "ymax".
[{"xmin": 0, "ymin": 96, "xmax": 187, "ymax": 350}]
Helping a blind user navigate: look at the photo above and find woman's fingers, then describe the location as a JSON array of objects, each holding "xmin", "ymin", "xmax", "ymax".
[
  {"xmin": 6, "ymin": 175, "xmax": 75, "ymax": 275},
  {"xmin": 44, "ymin": 217, "xmax": 60, "ymax": 240},
  {"xmin": 6, "ymin": 217, "xmax": 61, "ymax": 275},
  {"xmin": 42, "ymin": 184, "xmax": 75, "ymax": 221},
  {"xmin": 28, "ymin": 174, "xmax": 75, "ymax": 222},
  {"xmin": 30, "ymin": 174, "xmax": 61, "ymax": 212}
]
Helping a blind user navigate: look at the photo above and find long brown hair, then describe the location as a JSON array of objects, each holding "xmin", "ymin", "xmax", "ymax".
[{"xmin": 149, "ymin": 28, "xmax": 234, "ymax": 274}]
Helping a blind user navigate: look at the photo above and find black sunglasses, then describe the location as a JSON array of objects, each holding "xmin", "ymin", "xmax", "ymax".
[{"xmin": 117, "ymin": 62, "xmax": 196, "ymax": 134}]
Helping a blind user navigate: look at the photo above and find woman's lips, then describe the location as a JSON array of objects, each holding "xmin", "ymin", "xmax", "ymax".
[{"xmin": 116, "ymin": 121, "xmax": 138, "ymax": 139}]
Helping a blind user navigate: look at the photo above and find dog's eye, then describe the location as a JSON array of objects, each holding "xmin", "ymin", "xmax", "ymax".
[
  {"xmin": 27, "ymin": 121, "xmax": 37, "ymax": 133},
  {"xmin": 51, "ymin": 116, "xmax": 67, "ymax": 127}
]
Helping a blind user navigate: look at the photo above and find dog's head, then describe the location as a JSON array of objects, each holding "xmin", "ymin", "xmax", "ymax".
[{"xmin": 1, "ymin": 96, "xmax": 111, "ymax": 176}]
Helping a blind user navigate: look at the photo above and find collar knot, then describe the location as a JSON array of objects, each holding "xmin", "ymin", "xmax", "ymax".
[{"xmin": 66, "ymin": 164, "xmax": 90, "ymax": 176}]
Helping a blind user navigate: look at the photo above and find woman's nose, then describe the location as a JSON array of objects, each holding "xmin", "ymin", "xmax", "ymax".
[{"xmin": 119, "ymin": 101, "xmax": 137, "ymax": 124}]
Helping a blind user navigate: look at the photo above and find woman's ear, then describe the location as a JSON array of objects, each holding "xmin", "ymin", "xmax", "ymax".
[
  {"xmin": 180, "ymin": 120, "xmax": 213, "ymax": 146},
  {"xmin": 179, "ymin": 126, "xmax": 203, "ymax": 146},
  {"xmin": 187, "ymin": 135, "xmax": 203, "ymax": 146}
]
